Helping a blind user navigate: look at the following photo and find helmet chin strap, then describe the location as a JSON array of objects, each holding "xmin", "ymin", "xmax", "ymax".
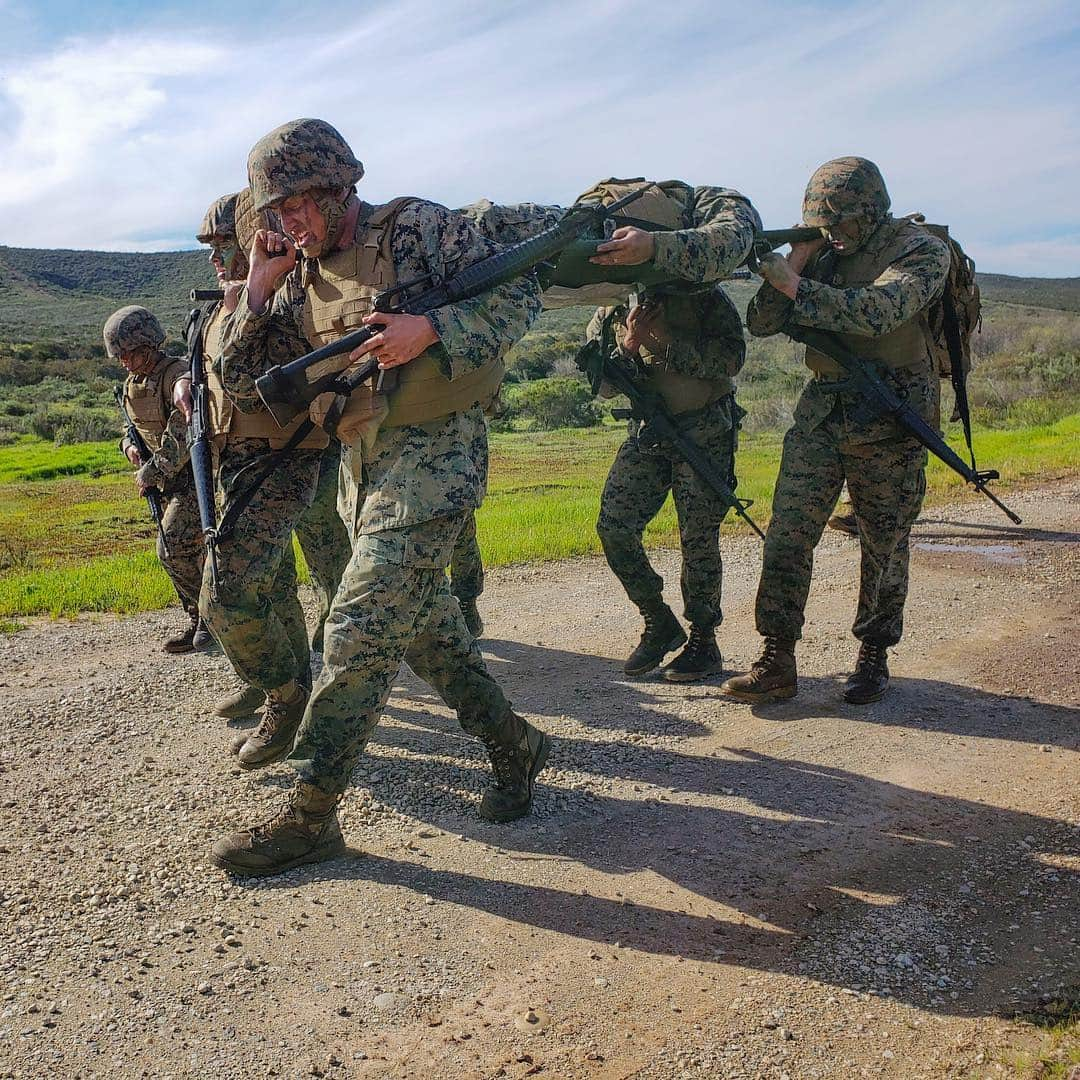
[{"xmin": 301, "ymin": 188, "xmax": 357, "ymax": 259}]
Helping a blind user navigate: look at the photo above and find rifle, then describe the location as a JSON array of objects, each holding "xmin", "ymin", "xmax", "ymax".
[
  {"xmin": 255, "ymin": 185, "xmax": 658, "ymax": 426},
  {"xmin": 789, "ymin": 327, "xmax": 1022, "ymax": 524},
  {"xmin": 191, "ymin": 289, "xmax": 225, "ymax": 302},
  {"xmin": 575, "ymin": 324, "xmax": 766, "ymax": 540},
  {"xmin": 113, "ymin": 385, "xmax": 170, "ymax": 555},
  {"xmin": 184, "ymin": 306, "xmax": 222, "ymax": 600},
  {"xmin": 745, "ymin": 227, "xmax": 823, "ymax": 272}
]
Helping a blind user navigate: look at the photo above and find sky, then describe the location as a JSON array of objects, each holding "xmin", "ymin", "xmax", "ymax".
[{"xmin": 0, "ymin": 0, "xmax": 1077, "ymax": 276}]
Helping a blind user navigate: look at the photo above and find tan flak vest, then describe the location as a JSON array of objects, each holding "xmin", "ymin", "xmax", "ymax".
[
  {"xmin": 124, "ymin": 357, "xmax": 188, "ymax": 451},
  {"xmin": 202, "ymin": 305, "xmax": 329, "ymax": 451},
  {"xmin": 300, "ymin": 199, "xmax": 505, "ymax": 433},
  {"xmin": 804, "ymin": 217, "xmax": 934, "ymax": 378}
]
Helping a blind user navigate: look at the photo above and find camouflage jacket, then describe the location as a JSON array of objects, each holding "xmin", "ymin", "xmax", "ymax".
[
  {"xmin": 221, "ymin": 199, "xmax": 541, "ymax": 532},
  {"xmin": 746, "ymin": 216, "xmax": 951, "ymax": 341},
  {"xmin": 651, "ymin": 187, "xmax": 761, "ymax": 283}
]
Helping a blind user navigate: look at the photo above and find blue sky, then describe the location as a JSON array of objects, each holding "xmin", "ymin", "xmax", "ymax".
[{"xmin": 0, "ymin": 0, "xmax": 1077, "ymax": 275}]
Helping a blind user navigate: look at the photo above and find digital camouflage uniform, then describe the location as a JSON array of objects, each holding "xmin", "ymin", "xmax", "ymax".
[
  {"xmin": 193, "ymin": 190, "xmax": 351, "ymax": 731},
  {"xmin": 735, "ymin": 158, "xmax": 951, "ymax": 701},
  {"xmin": 106, "ymin": 307, "xmax": 204, "ymax": 621},
  {"xmin": 218, "ymin": 120, "xmax": 544, "ymax": 825}
]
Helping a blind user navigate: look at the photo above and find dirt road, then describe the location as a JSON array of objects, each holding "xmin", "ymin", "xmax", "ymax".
[{"xmin": 1, "ymin": 483, "xmax": 1077, "ymax": 1079}]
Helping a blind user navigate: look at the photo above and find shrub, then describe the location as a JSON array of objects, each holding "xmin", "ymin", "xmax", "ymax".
[{"xmin": 510, "ymin": 377, "xmax": 601, "ymax": 430}]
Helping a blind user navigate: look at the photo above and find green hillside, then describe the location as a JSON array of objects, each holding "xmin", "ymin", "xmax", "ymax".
[
  {"xmin": 0, "ymin": 246, "xmax": 215, "ymax": 345},
  {"xmin": 1, "ymin": 244, "xmax": 1076, "ymax": 348}
]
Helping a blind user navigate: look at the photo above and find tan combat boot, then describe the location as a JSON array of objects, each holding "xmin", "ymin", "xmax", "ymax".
[
  {"xmin": 211, "ymin": 782, "xmax": 345, "ymax": 878},
  {"xmin": 215, "ymin": 685, "xmax": 266, "ymax": 721},
  {"xmin": 235, "ymin": 681, "xmax": 308, "ymax": 770},
  {"xmin": 720, "ymin": 637, "xmax": 797, "ymax": 702}
]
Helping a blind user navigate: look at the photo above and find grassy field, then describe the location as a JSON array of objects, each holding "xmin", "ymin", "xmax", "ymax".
[{"xmin": 1, "ymin": 412, "xmax": 1076, "ymax": 620}]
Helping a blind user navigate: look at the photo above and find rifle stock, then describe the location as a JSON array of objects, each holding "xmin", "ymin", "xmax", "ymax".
[{"xmin": 112, "ymin": 385, "xmax": 170, "ymax": 555}]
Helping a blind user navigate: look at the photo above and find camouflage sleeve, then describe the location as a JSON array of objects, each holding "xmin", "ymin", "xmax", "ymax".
[
  {"xmin": 650, "ymin": 187, "xmax": 761, "ymax": 283},
  {"xmin": 792, "ymin": 234, "xmax": 951, "ymax": 337},
  {"xmin": 745, "ymin": 281, "xmax": 796, "ymax": 338},
  {"xmin": 392, "ymin": 201, "xmax": 542, "ymax": 379},
  {"xmin": 219, "ymin": 268, "xmax": 309, "ymax": 409}
]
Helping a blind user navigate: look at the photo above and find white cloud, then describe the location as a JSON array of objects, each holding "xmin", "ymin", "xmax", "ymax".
[{"xmin": 0, "ymin": 0, "xmax": 1076, "ymax": 275}]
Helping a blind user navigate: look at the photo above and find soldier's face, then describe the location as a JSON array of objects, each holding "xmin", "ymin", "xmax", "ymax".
[
  {"xmin": 208, "ymin": 237, "xmax": 238, "ymax": 283},
  {"xmin": 824, "ymin": 219, "xmax": 863, "ymax": 254},
  {"xmin": 277, "ymin": 194, "xmax": 327, "ymax": 251},
  {"xmin": 119, "ymin": 347, "xmax": 157, "ymax": 376}
]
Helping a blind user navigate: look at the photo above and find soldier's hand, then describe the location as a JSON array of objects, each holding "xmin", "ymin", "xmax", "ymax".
[
  {"xmin": 246, "ymin": 229, "xmax": 297, "ymax": 314},
  {"xmin": 757, "ymin": 252, "xmax": 802, "ymax": 300},
  {"xmin": 788, "ymin": 227, "xmax": 826, "ymax": 273},
  {"xmin": 172, "ymin": 376, "xmax": 193, "ymax": 423},
  {"xmin": 353, "ymin": 313, "xmax": 439, "ymax": 369},
  {"xmin": 590, "ymin": 226, "xmax": 656, "ymax": 267},
  {"xmin": 124, "ymin": 445, "xmax": 141, "ymax": 467}
]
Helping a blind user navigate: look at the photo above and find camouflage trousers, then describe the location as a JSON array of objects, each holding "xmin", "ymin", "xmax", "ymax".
[
  {"xmin": 596, "ymin": 397, "xmax": 738, "ymax": 630},
  {"xmin": 157, "ymin": 474, "xmax": 205, "ymax": 615},
  {"xmin": 449, "ymin": 510, "xmax": 484, "ymax": 603},
  {"xmin": 200, "ymin": 439, "xmax": 322, "ymax": 691},
  {"xmin": 288, "ymin": 511, "xmax": 511, "ymax": 796},
  {"xmin": 294, "ymin": 443, "xmax": 351, "ymax": 653},
  {"xmin": 755, "ymin": 378, "xmax": 928, "ymax": 646}
]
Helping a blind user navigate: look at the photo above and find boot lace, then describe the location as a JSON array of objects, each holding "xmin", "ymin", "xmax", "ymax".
[
  {"xmin": 685, "ymin": 626, "xmax": 714, "ymax": 655},
  {"xmin": 752, "ymin": 638, "xmax": 782, "ymax": 674},
  {"xmin": 250, "ymin": 801, "xmax": 298, "ymax": 844},
  {"xmin": 857, "ymin": 642, "xmax": 888, "ymax": 677},
  {"xmin": 252, "ymin": 699, "xmax": 283, "ymax": 741}
]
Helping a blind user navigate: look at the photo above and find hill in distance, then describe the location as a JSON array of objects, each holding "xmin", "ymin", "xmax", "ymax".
[{"xmin": 1, "ymin": 244, "xmax": 1077, "ymax": 350}]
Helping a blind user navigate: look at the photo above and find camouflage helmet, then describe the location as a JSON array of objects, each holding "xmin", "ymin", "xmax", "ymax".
[
  {"xmin": 247, "ymin": 119, "xmax": 364, "ymax": 212},
  {"xmin": 234, "ymin": 188, "xmax": 260, "ymax": 254},
  {"xmin": 195, "ymin": 192, "xmax": 240, "ymax": 244},
  {"xmin": 103, "ymin": 306, "xmax": 165, "ymax": 359},
  {"xmin": 802, "ymin": 157, "xmax": 891, "ymax": 228}
]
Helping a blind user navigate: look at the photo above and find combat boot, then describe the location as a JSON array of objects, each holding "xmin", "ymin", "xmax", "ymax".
[
  {"xmin": 215, "ymin": 684, "xmax": 266, "ymax": 721},
  {"xmin": 844, "ymin": 641, "xmax": 889, "ymax": 704},
  {"xmin": 624, "ymin": 605, "xmax": 687, "ymax": 677},
  {"xmin": 662, "ymin": 625, "xmax": 723, "ymax": 683},
  {"xmin": 720, "ymin": 637, "xmax": 797, "ymax": 703},
  {"xmin": 236, "ymin": 682, "xmax": 308, "ymax": 770},
  {"xmin": 163, "ymin": 608, "xmax": 199, "ymax": 654},
  {"xmin": 211, "ymin": 782, "xmax": 345, "ymax": 878},
  {"xmin": 827, "ymin": 512, "xmax": 859, "ymax": 537},
  {"xmin": 191, "ymin": 618, "xmax": 217, "ymax": 653},
  {"xmin": 480, "ymin": 711, "xmax": 551, "ymax": 823},
  {"xmin": 460, "ymin": 599, "xmax": 485, "ymax": 639}
]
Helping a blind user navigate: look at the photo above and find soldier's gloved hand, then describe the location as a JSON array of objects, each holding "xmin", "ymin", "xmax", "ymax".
[
  {"xmin": 134, "ymin": 461, "xmax": 162, "ymax": 496},
  {"xmin": 124, "ymin": 444, "xmax": 141, "ymax": 467},
  {"xmin": 173, "ymin": 376, "xmax": 193, "ymax": 423},
  {"xmin": 757, "ymin": 252, "xmax": 802, "ymax": 300}
]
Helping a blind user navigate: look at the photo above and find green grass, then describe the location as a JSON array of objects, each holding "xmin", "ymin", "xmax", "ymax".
[{"xmin": 0, "ymin": 413, "xmax": 1074, "ymax": 618}]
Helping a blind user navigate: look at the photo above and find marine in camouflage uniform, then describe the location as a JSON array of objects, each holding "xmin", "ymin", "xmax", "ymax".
[
  {"xmin": 186, "ymin": 191, "xmax": 350, "ymax": 750},
  {"xmin": 105, "ymin": 306, "xmax": 206, "ymax": 653},
  {"xmin": 721, "ymin": 157, "xmax": 951, "ymax": 706},
  {"xmin": 578, "ymin": 183, "xmax": 761, "ymax": 680},
  {"xmin": 211, "ymin": 119, "xmax": 548, "ymax": 877}
]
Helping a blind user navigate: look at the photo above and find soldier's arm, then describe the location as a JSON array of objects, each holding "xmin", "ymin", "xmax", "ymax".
[
  {"xmin": 792, "ymin": 235, "xmax": 951, "ymax": 337},
  {"xmin": 746, "ymin": 281, "xmax": 797, "ymax": 338},
  {"xmin": 219, "ymin": 270, "xmax": 308, "ymax": 409},
  {"xmin": 650, "ymin": 187, "xmax": 761, "ymax": 283},
  {"xmin": 394, "ymin": 202, "xmax": 543, "ymax": 379}
]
